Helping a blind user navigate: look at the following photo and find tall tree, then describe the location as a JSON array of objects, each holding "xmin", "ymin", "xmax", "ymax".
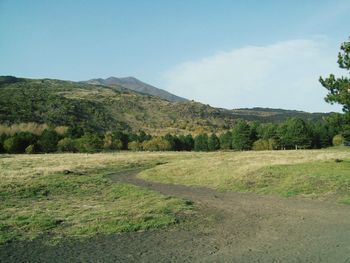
[
  {"xmin": 231, "ymin": 120, "xmax": 252, "ymax": 150},
  {"xmin": 208, "ymin": 133, "xmax": 220, "ymax": 151},
  {"xmin": 320, "ymin": 37, "xmax": 350, "ymax": 113},
  {"xmin": 194, "ymin": 133, "xmax": 208, "ymax": 151},
  {"xmin": 219, "ymin": 131, "xmax": 232, "ymax": 150},
  {"xmin": 283, "ymin": 118, "xmax": 312, "ymax": 149},
  {"xmin": 37, "ymin": 129, "xmax": 60, "ymax": 152},
  {"xmin": 184, "ymin": 134, "xmax": 194, "ymax": 151}
]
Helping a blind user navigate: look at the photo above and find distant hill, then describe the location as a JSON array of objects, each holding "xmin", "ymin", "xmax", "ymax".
[
  {"xmin": 0, "ymin": 76, "xmax": 330, "ymax": 135},
  {"xmin": 84, "ymin": 76, "xmax": 187, "ymax": 102},
  {"xmin": 230, "ymin": 107, "xmax": 327, "ymax": 123}
]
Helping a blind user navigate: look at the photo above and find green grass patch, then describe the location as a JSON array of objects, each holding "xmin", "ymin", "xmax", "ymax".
[
  {"xmin": 236, "ymin": 159, "xmax": 350, "ymax": 201},
  {"xmin": 0, "ymin": 155, "xmax": 192, "ymax": 245},
  {"xmin": 139, "ymin": 149, "xmax": 350, "ymax": 203}
]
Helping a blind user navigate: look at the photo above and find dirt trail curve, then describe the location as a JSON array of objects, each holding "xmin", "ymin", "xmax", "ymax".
[{"xmin": 2, "ymin": 168, "xmax": 350, "ymax": 263}]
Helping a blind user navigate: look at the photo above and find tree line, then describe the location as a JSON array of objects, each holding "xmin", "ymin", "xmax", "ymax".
[{"xmin": 0, "ymin": 115, "xmax": 348, "ymax": 154}]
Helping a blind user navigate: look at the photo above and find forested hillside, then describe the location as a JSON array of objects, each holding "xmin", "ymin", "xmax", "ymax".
[{"xmin": 0, "ymin": 76, "xmax": 328, "ymax": 135}]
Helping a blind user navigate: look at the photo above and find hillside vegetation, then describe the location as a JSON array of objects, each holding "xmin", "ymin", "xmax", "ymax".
[{"xmin": 0, "ymin": 76, "xmax": 328, "ymax": 135}]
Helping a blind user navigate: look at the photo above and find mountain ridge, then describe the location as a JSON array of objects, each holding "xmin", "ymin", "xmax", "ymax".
[{"xmin": 83, "ymin": 76, "xmax": 187, "ymax": 102}]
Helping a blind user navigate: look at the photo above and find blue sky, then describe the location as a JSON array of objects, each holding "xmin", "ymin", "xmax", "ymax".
[{"xmin": 0, "ymin": 0, "xmax": 349, "ymax": 112}]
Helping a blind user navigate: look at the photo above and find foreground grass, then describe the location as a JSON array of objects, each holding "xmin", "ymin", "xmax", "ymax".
[
  {"xmin": 0, "ymin": 152, "xmax": 193, "ymax": 244},
  {"xmin": 140, "ymin": 148, "xmax": 350, "ymax": 203},
  {"xmin": 2, "ymin": 149, "xmax": 350, "ymax": 244}
]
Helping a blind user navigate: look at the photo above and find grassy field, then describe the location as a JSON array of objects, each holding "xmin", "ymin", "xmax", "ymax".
[
  {"xmin": 140, "ymin": 147, "xmax": 350, "ymax": 202},
  {"xmin": 1, "ymin": 148, "xmax": 350, "ymax": 245},
  {"xmin": 0, "ymin": 152, "xmax": 193, "ymax": 244}
]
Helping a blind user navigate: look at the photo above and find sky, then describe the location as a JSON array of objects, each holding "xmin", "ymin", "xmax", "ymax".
[{"xmin": 0, "ymin": 0, "xmax": 349, "ymax": 112}]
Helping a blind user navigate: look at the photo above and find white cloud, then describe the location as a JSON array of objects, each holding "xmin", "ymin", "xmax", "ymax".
[{"xmin": 163, "ymin": 38, "xmax": 344, "ymax": 112}]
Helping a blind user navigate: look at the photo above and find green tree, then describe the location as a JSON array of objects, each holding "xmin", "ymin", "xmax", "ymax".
[
  {"xmin": 113, "ymin": 131, "xmax": 129, "ymax": 150},
  {"xmin": 37, "ymin": 129, "xmax": 59, "ymax": 153},
  {"xmin": 231, "ymin": 120, "xmax": 252, "ymax": 150},
  {"xmin": 280, "ymin": 118, "xmax": 312, "ymax": 149},
  {"xmin": 103, "ymin": 132, "xmax": 123, "ymax": 151},
  {"xmin": 194, "ymin": 133, "xmax": 208, "ymax": 151},
  {"xmin": 249, "ymin": 122, "xmax": 259, "ymax": 143},
  {"xmin": 185, "ymin": 134, "xmax": 194, "ymax": 151},
  {"xmin": 311, "ymin": 122, "xmax": 332, "ymax": 148},
  {"xmin": 219, "ymin": 131, "xmax": 232, "ymax": 150},
  {"xmin": 257, "ymin": 123, "xmax": 278, "ymax": 140},
  {"xmin": 178, "ymin": 134, "xmax": 194, "ymax": 151},
  {"xmin": 208, "ymin": 133, "xmax": 220, "ymax": 151},
  {"xmin": 325, "ymin": 113, "xmax": 345, "ymax": 137},
  {"xmin": 320, "ymin": 37, "xmax": 350, "ymax": 113},
  {"xmin": 177, "ymin": 135, "xmax": 187, "ymax": 151},
  {"xmin": 66, "ymin": 126, "xmax": 84, "ymax": 139},
  {"xmin": 320, "ymin": 37, "xmax": 350, "ymax": 142},
  {"xmin": 163, "ymin": 133, "xmax": 176, "ymax": 150},
  {"xmin": 138, "ymin": 130, "xmax": 151, "ymax": 142}
]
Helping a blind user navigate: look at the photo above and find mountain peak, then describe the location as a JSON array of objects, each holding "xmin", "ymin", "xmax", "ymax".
[{"xmin": 84, "ymin": 76, "xmax": 187, "ymax": 102}]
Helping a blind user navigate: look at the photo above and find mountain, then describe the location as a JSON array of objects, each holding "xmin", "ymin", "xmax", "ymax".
[
  {"xmin": 84, "ymin": 76, "xmax": 187, "ymax": 102},
  {"xmin": 0, "ymin": 76, "xmax": 329, "ymax": 135}
]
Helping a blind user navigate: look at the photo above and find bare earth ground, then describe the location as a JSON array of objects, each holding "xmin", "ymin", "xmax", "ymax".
[{"xmin": 1, "ymin": 169, "xmax": 350, "ymax": 263}]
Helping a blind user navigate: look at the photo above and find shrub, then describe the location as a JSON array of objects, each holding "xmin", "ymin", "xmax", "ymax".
[
  {"xmin": 3, "ymin": 132, "xmax": 36, "ymax": 153},
  {"xmin": 142, "ymin": 137, "xmax": 172, "ymax": 151},
  {"xmin": 128, "ymin": 141, "xmax": 142, "ymax": 151},
  {"xmin": 75, "ymin": 134, "xmax": 102, "ymax": 153},
  {"xmin": 25, "ymin": 144, "xmax": 35, "ymax": 154},
  {"xmin": 332, "ymin": 134, "xmax": 345, "ymax": 146},
  {"xmin": 253, "ymin": 139, "xmax": 269, "ymax": 151},
  {"xmin": 4, "ymin": 137, "xmax": 17, "ymax": 153},
  {"xmin": 252, "ymin": 139, "xmax": 277, "ymax": 151},
  {"xmin": 57, "ymin": 138, "xmax": 76, "ymax": 152}
]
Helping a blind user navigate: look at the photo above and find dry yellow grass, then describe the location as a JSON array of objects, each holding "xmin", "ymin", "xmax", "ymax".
[
  {"xmin": 0, "ymin": 152, "xmax": 192, "ymax": 181},
  {"xmin": 1, "ymin": 148, "xmax": 349, "ymax": 244},
  {"xmin": 139, "ymin": 148, "xmax": 350, "ymax": 192}
]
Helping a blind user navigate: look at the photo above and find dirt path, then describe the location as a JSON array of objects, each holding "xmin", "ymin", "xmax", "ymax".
[{"xmin": 2, "ymin": 169, "xmax": 350, "ymax": 262}]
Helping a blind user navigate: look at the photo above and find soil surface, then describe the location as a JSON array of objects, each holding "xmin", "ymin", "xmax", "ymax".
[{"xmin": 1, "ymin": 169, "xmax": 350, "ymax": 262}]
